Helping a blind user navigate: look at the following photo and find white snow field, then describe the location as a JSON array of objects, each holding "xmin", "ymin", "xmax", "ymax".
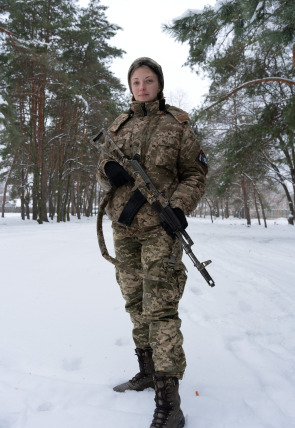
[{"xmin": 0, "ymin": 213, "xmax": 294, "ymax": 428}]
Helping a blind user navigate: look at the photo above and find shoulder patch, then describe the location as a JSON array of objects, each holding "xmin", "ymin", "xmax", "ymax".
[
  {"xmin": 176, "ymin": 113, "xmax": 190, "ymax": 123},
  {"xmin": 166, "ymin": 106, "xmax": 190, "ymax": 123},
  {"xmin": 198, "ymin": 150, "xmax": 208, "ymax": 168},
  {"xmin": 109, "ymin": 113, "xmax": 131, "ymax": 133}
]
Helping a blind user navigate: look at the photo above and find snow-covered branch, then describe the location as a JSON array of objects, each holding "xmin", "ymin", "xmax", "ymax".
[
  {"xmin": 204, "ymin": 77, "xmax": 295, "ymax": 112},
  {"xmin": 0, "ymin": 26, "xmax": 37, "ymax": 57}
]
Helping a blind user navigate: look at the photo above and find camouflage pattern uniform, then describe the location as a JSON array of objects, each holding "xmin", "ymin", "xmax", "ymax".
[{"xmin": 96, "ymin": 98, "xmax": 207, "ymax": 379}]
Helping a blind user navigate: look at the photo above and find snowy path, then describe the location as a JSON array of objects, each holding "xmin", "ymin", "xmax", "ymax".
[{"xmin": 0, "ymin": 214, "xmax": 294, "ymax": 428}]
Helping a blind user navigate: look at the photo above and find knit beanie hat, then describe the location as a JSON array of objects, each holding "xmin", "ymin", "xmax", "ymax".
[{"xmin": 127, "ymin": 57, "xmax": 164, "ymax": 98}]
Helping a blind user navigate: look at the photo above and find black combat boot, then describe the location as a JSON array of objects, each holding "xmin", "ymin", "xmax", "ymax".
[
  {"xmin": 150, "ymin": 373, "xmax": 185, "ymax": 428},
  {"xmin": 113, "ymin": 348, "xmax": 155, "ymax": 392}
]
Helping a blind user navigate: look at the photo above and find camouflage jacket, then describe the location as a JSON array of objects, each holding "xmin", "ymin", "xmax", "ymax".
[{"xmin": 96, "ymin": 99, "xmax": 207, "ymax": 230}]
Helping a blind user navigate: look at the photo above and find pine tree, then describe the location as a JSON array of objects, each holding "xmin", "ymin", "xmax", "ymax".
[
  {"xmin": 0, "ymin": 0, "xmax": 125, "ymax": 222},
  {"xmin": 165, "ymin": 0, "xmax": 295, "ymax": 224}
]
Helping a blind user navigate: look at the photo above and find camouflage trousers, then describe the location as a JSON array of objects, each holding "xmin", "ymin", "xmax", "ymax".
[{"xmin": 113, "ymin": 224, "xmax": 187, "ymax": 379}]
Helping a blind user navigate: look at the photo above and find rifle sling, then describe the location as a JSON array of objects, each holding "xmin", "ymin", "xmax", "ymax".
[
  {"xmin": 96, "ymin": 188, "xmax": 174, "ymax": 282},
  {"xmin": 117, "ymin": 188, "xmax": 147, "ymax": 226}
]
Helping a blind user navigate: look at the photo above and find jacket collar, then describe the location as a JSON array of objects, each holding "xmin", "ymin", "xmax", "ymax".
[{"xmin": 130, "ymin": 99, "xmax": 166, "ymax": 117}]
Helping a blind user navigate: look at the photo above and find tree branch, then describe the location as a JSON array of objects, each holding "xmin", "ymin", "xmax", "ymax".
[
  {"xmin": 0, "ymin": 26, "xmax": 37, "ymax": 56},
  {"xmin": 204, "ymin": 77, "xmax": 295, "ymax": 112}
]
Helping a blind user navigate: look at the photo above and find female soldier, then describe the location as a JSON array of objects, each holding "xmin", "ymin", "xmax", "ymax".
[{"xmin": 96, "ymin": 57, "xmax": 208, "ymax": 428}]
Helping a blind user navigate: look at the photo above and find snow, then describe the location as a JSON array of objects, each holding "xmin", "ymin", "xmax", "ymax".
[
  {"xmin": 0, "ymin": 213, "xmax": 294, "ymax": 428},
  {"xmin": 75, "ymin": 94, "xmax": 89, "ymax": 113},
  {"xmin": 0, "ymin": 94, "xmax": 7, "ymax": 120},
  {"xmin": 173, "ymin": 9, "xmax": 203, "ymax": 21}
]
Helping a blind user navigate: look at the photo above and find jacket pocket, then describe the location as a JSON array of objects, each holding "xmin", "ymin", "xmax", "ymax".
[{"xmin": 155, "ymin": 139, "xmax": 179, "ymax": 172}]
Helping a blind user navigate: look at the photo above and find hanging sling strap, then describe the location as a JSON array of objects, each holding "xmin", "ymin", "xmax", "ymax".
[{"xmin": 96, "ymin": 188, "xmax": 176, "ymax": 282}]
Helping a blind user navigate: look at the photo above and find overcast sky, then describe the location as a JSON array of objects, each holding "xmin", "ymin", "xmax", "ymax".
[{"xmin": 79, "ymin": 0, "xmax": 216, "ymax": 111}]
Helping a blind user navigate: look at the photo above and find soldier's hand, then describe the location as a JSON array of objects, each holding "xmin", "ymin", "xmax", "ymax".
[{"xmin": 161, "ymin": 207, "xmax": 188, "ymax": 238}]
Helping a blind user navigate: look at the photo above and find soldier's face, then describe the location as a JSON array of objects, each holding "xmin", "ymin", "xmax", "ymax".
[{"xmin": 130, "ymin": 66, "xmax": 161, "ymax": 102}]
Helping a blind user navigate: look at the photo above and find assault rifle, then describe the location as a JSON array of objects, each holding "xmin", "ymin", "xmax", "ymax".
[{"xmin": 92, "ymin": 128, "xmax": 215, "ymax": 288}]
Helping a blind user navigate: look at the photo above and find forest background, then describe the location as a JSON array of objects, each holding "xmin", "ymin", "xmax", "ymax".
[{"xmin": 0, "ymin": 0, "xmax": 294, "ymax": 226}]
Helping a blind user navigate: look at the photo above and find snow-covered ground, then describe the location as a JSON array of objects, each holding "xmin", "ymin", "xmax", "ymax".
[{"xmin": 0, "ymin": 214, "xmax": 294, "ymax": 428}]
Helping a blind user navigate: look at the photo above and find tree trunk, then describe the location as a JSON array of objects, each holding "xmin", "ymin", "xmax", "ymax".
[
  {"xmin": 241, "ymin": 175, "xmax": 251, "ymax": 226},
  {"xmin": 32, "ymin": 177, "xmax": 38, "ymax": 220},
  {"xmin": 62, "ymin": 169, "xmax": 72, "ymax": 222},
  {"xmin": 76, "ymin": 179, "xmax": 81, "ymax": 220},
  {"xmin": 24, "ymin": 194, "xmax": 30, "ymax": 219},
  {"xmin": 85, "ymin": 182, "xmax": 95, "ymax": 217},
  {"xmin": 245, "ymin": 173, "xmax": 267, "ymax": 228},
  {"xmin": 205, "ymin": 198, "xmax": 214, "ymax": 223},
  {"xmin": 37, "ymin": 80, "xmax": 48, "ymax": 224},
  {"xmin": 56, "ymin": 175, "xmax": 63, "ymax": 223},
  {"xmin": 253, "ymin": 188, "xmax": 261, "ymax": 225},
  {"xmin": 30, "ymin": 80, "xmax": 39, "ymax": 221},
  {"xmin": 71, "ymin": 181, "xmax": 76, "ymax": 216},
  {"xmin": 19, "ymin": 93, "xmax": 26, "ymax": 221},
  {"xmin": 20, "ymin": 170, "xmax": 25, "ymax": 221},
  {"xmin": 225, "ymin": 197, "xmax": 229, "ymax": 218},
  {"xmin": 1, "ymin": 151, "xmax": 18, "ymax": 218},
  {"xmin": 264, "ymin": 154, "xmax": 294, "ymax": 225},
  {"xmin": 214, "ymin": 199, "xmax": 220, "ymax": 217}
]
